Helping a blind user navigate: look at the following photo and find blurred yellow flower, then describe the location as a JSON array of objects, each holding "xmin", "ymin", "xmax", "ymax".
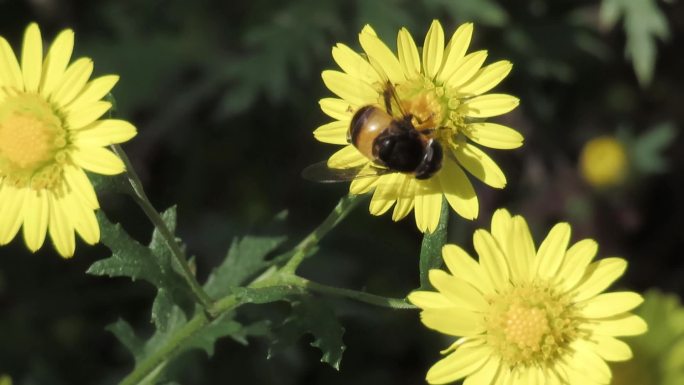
[
  {"xmin": 611, "ymin": 290, "xmax": 684, "ymax": 385},
  {"xmin": 314, "ymin": 20, "xmax": 522, "ymax": 232},
  {"xmin": 0, "ymin": 23, "xmax": 136, "ymax": 257},
  {"xmin": 409, "ymin": 209, "xmax": 646, "ymax": 385},
  {"xmin": 580, "ymin": 136, "xmax": 628, "ymax": 188},
  {"xmin": 0, "ymin": 375, "xmax": 11, "ymax": 385}
]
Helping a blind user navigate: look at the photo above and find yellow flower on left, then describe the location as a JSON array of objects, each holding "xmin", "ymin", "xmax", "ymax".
[{"xmin": 0, "ymin": 23, "xmax": 136, "ymax": 257}]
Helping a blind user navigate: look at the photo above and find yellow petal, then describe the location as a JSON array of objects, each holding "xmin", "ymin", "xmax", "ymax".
[
  {"xmin": 349, "ymin": 164, "xmax": 380, "ymax": 194},
  {"xmin": 331, "ymin": 43, "xmax": 380, "ymax": 85},
  {"xmin": 454, "ymin": 143, "xmax": 506, "ymax": 188},
  {"xmin": 572, "ymin": 257, "xmax": 627, "ymax": 302},
  {"xmin": 319, "ymin": 98, "xmax": 354, "ymax": 120},
  {"xmin": 22, "ymin": 189, "xmax": 48, "ymax": 252},
  {"xmin": 47, "ymin": 192, "xmax": 75, "ymax": 258},
  {"xmin": 556, "ymin": 239, "xmax": 598, "ymax": 292},
  {"xmin": 65, "ymin": 101, "xmax": 112, "ymax": 130},
  {"xmin": 584, "ymin": 314, "xmax": 647, "ymax": 336},
  {"xmin": 65, "ymin": 75, "xmax": 119, "ymax": 113},
  {"xmin": 327, "ymin": 145, "xmax": 367, "ymax": 169},
  {"xmin": 458, "ymin": 60, "xmax": 513, "ymax": 96},
  {"xmin": 590, "ymin": 335, "xmax": 633, "ymax": 362},
  {"xmin": 438, "ymin": 158, "xmax": 478, "ymax": 220},
  {"xmin": 51, "ymin": 57, "xmax": 93, "ymax": 107},
  {"xmin": 567, "ymin": 340, "xmax": 612, "ymax": 384},
  {"xmin": 473, "ymin": 229, "xmax": 510, "ymax": 291},
  {"xmin": 463, "ymin": 122, "xmax": 523, "ymax": 150},
  {"xmin": 64, "ymin": 166, "xmax": 99, "ymax": 209},
  {"xmin": 428, "ymin": 269, "xmax": 488, "ymax": 311},
  {"xmin": 369, "ymin": 173, "xmax": 401, "ymax": 215},
  {"xmin": 321, "ymin": 70, "xmax": 377, "ymax": 106},
  {"xmin": 462, "ymin": 355, "xmax": 500, "ymax": 385},
  {"xmin": 71, "ymin": 146, "xmax": 126, "ymax": 175},
  {"xmin": 359, "ymin": 30, "xmax": 405, "ymax": 84},
  {"xmin": 422, "ymin": 20, "xmax": 445, "ymax": 79},
  {"xmin": 420, "ymin": 307, "xmax": 484, "ymax": 337},
  {"xmin": 397, "ymin": 28, "xmax": 420, "ymax": 77},
  {"xmin": 580, "ymin": 292, "xmax": 644, "ymax": 318},
  {"xmin": 63, "ymin": 193, "xmax": 99, "ymax": 245},
  {"xmin": 72, "ymin": 119, "xmax": 137, "ymax": 147},
  {"xmin": 437, "ymin": 23, "xmax": 473, "ymax": 83},
  {"xmin": 461, "ymin": 94, "xmax": 519, "ymax": 118},
  {"xmin": 509, "ymin": 216, "xmax": 536, "ymax": 282},
  {"xmin": 442, "ymin": 244, "xmax": 495, "ymax": 294},
  {"xmin": 313, "ymin": 120, "xmax": 349, "ymax": 145},
  {"xmin": 426, "ymin": 344, "xmax": 490, "ymax": 384},
  {"xmin": 534, "ymin": 222, "xmax": 571, "ymax": 279},
  {"xmin": 490, "ymin": 209, "xmax": 512, "ymax": 254},
  {"xmin": 40, "ymin": 29, "xmax": 74, "ymax": 97},
  {"xmin": 447, "ymin": 50, "xmax": 488, "ymax": 90},
  {"xmin": 0, "ymin": 37, "xmax": 23, "ymax": 89},
  {"xmin": 392, "ymin": 175, "xmax": 415, "ymax": 221},
  {"xmin": 21, "ymin": 23, "xmax": 42, "ymax": 92},
  {"xmin": 408, "ymin": 291, "xmax": 454, "ymax": 309},
  {"xmin": 414, "ymin": 178, "xmax": 442, "ymax": 233},
  {"xmin": 0, "ymin": 186, "xmax": 26, "ymax": 245}
]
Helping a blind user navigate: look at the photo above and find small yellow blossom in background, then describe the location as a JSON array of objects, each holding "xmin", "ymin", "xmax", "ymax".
[
  {"xmin": 0, "ymin": 375, "xmax": 11, "ymax": 385},
  {"xmin": 408, "ymin": 208, "xmax": 647, "ymax": 385},
  {"xmin": 611, "ymin": 290, "xmax": 684, "ymax": 385},
  {"xmin": 0, "ymin": 23, "xmax": 136, "ymax": 257},
  {"xmin": 580, "ymin": 136, "xmax": 628, "ymax": 188},
  {"xmin": 315, "ymin": 21, "xmax": 522, "ymax": 232}
]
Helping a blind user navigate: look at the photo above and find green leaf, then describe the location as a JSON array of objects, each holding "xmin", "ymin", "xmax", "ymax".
[
  {"xmin": 204, "ymin": 234, "xmax": 287, "ymax": 298},
  {"xmin": 631, "ymin": 122, "xmax": 677, "ymax": 173},
  {"xmin": 269, "ymin": 298, "xmax": 346, "ymax": 370},
  {"xmin": 419, "ymin": 197, "xmax": 448, "ymax": 290},
  {"xmin": 600, "ymin": 0, "xmax": 670, "ymax": 86},
  {"xmin": 88, "ymin": 208, "xmax": 195, "ymax": 330}
]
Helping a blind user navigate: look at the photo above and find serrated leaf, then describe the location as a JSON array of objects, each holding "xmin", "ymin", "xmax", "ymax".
[
  {"xmin": 107, "ymin": 319, "xmax": 144, "ymax": 359},
  {"xmin": 204, "ymin": 235, "xmax": 287, "ymax": 298},
  {"xmin": 88, "ymin": 209, "xmax": 195, "ymax": 330},
  {"xmin": 269, "ymin": 298, "xmax": 345, "ymax": 370},
  {"xmin": 600, "ymin": 0, "xmax": 670, "ymax": 86},
  {"xmin": 185, "ymin": 313, "xmax": 243, "ymax": 357},
  {"xmin": 419, "ymin": 198, "xmax": 448, "ymax": 290}
]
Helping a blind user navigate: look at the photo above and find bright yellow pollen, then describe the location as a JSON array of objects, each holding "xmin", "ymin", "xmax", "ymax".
[
  {"xmin": 0, "ymin": 93, "xmax": 68, "ymax": 190},
  {"xmin": 485, "ymin": 283, "xmax": 579, "ymax": 368},
  {"xmin": 504, "ymin": 304, "xmax": 550, "ymax": 350}
]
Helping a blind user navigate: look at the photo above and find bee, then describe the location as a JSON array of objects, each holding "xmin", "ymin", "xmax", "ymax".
[{"xmin": 303, "ymin": 81, "xmax": 443, "ymax": 182}]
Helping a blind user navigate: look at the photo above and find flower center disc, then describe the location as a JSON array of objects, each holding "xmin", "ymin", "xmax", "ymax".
[
  {"xmin": 0, "ymin": 93, "xmax": 68, "ymax": 189},
  {"xmin": 485, "ymin": 284, "xmax": 579, "ymax": 368}
]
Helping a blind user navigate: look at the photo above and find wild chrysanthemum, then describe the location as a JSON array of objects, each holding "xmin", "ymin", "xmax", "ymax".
[
  {"xmin": 579, "ymin": 136, "xmax": 628, "ymax": 188},
  {"xmin": 0, "ymin": 23, "xmax": 136, "ymax": 257},
  {"xmin": 408, "ymin": 209, "xmax": 647, "ymax": 384},
  {"xmin": 611, "ymin": 290, "xmax": 684, "ymax": 385},
  {"xmin": 314, "ymin": 20, "xmax": 522, "ymax": 232}
]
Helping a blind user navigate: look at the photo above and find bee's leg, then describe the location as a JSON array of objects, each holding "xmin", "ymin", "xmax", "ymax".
[{"xmin": 383, "ymin": 86, "xmax": 394, "ymax": 115}]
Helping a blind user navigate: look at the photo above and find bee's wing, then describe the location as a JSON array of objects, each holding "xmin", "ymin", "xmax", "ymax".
[{"xmin": 302, "ymin": 160, "xmax": 392, "ymax": 183}]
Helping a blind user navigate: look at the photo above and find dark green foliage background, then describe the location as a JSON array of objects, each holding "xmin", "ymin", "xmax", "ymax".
[{"xmin": 0, "ymin": 0, "xmax": 683, "ymax": 384}]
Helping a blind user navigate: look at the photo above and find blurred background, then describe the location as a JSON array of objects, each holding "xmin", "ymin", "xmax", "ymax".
[{"xmin": 0, "ymin": 0, "xmax": 683, "ymax": 384}]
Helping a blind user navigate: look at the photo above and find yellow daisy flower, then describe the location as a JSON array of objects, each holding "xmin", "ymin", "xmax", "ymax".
[
  {"xmin": 579, "ymin": 136, "xmax": 628, "ymax": 188},
  {"xmin": 314, "ymin": 20, "xmax": 522, "ymax": 232},
  {"xmin": 0, "ymin": 23, "xmax": 136, "ymax": 257},
  {"xmin": 408, "ymin": 209, "xmax": 647, "ymax": 385}
]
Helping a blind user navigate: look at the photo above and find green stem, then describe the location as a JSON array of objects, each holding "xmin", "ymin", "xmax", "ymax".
[
  {"xmin": 418, "ymin": 197, "xmax": 449, "ymax": 290},
  {"xmin": 285, "ymin": 275, "xmax": 415, "ymax": 309},
  {"xmin": 111, "ymin": 145, "xmax": 214, "ymax": 312},
  {"xmin": 118, "ymin": 295, "xmax": 241, "ymax": 385},
  {"xmin": 281, "ymin": 194, "xmax": 364, "ymax": 274}
]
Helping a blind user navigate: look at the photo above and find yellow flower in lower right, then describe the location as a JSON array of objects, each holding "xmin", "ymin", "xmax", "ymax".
[{"xmin": 408, "ymin": 209, "xmax": 647, "ymax": 385}]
